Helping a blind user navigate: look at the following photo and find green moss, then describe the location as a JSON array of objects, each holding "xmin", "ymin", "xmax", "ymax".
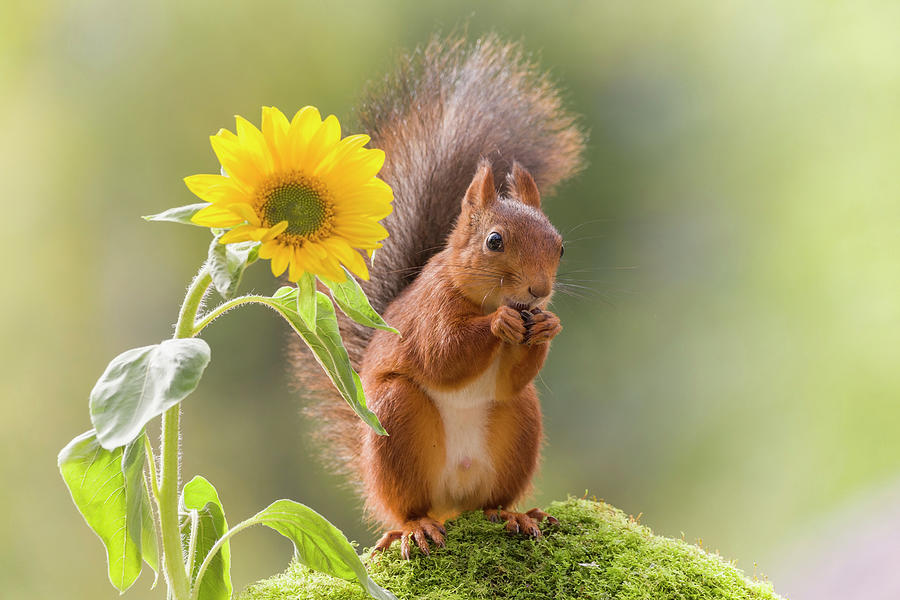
[{"xmin": 239, "ymin": 499, "xmax": 783, "ymax": 600}]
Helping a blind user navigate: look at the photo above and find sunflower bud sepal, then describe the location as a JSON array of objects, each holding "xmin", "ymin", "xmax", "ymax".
[
  {"xmin": 207, "ymin": 229, "xmax": 260, "ymax": 301},
  {"xmin": 143, "ymin": 203, "xmax": 210, "ymax": 226}
]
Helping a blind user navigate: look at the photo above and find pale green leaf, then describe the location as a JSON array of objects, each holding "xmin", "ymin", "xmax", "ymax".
[
  {"xmin": 322, "ymin": 268, "xmax": 399, "ymax": 334},
  {"xmin": 296, "ymin": 272, "xmax": 317, "ymax": 330},
  {"xmin": 142, "ymin": 203, "xmax": 209, "ymax": 225},
  {"xmin": 140, "ymin": 477, "xmax": 160, "ymax": 579},
  {"xmin": 266, "ymin": 288, "xmax": 386, "ymax": 435},
  {"xmin": 90, "ymin": 339, "xmax": 211, "ymax": 449},
  {"xmin": 207, "ymin": 232, "xmax": 260, "ymax": 300},
  {"xmin": 248, "ymin": 500, "xmax": 395, "ymax": 600},
  {"xmin": 181, "ymin": 476, "xmax": 231, "ymax": 600},
  {"xmin": 122, "ymin": 435, "xmax": 159, "ymax": 579},
  {"xmin": 58, "ymin": 430, "xmax": 145, "ymax": 592}
]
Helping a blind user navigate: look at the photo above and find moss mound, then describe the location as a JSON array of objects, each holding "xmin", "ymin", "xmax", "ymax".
[{"xmin": 239, "ymin": 498, "xmax": 782, "ymax": 600}]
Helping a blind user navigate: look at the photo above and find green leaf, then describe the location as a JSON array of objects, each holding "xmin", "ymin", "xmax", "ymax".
[
  {"xmin": 123, "ymin": 435, "xmax": 159, "ymax": 579},
  {"xmin": 181, "ymin": 476, "xmax": 231, "ymax": 600},
  {"xmin": 207, "ymin": 232, "xmax": 260, "ymax": 300},
  {"xmin": 296, "ymin": 272, "xmax": 317, "ymax": 330},
  {"xmin": 267, "ymin": 288, "xmax": 386, "ymax": 435},
  {"xmin": 322, "ymin": 269, "xmax": 399, "ymax": 334},
  {"xmin": 90, "ymin": 339, "xmax": 211, "ymax": 449},
  {"xmin": 143, "ymin": 203, "xmax": 209, "ymax": 225},
  {"xmin": 247, "ymin": 500, "xmax": 395, "ymax": 600},
  {"xmin": 58, "ymin": 430, "xmax": 147, "ymax": 592},
  {"xmin": 140, "ymin": 480, "xmax": 160, "ymax": 582}
]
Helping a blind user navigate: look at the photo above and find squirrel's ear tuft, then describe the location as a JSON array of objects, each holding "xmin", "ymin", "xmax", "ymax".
[
  {"xmin": 464, "ymin": 158, "xmax": 497, "ymax": 211},
  {"xmin": 508, "ymin": 161, "xmax": 541, "ymax": 209}
]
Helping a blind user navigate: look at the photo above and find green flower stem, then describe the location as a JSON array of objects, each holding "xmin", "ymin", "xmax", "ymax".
[
  {"xmin": 191, "ymin": 517, "xmax": 258, "ymax": 600},
  {"xmin": 185, "ymin": 510, "xmax": 200, "ymax": 576},
  {"xmin": 178, "ymin": 270, "xmax": 213, "ymax": 338},
  {"xmin": 144, "ymin": 434, "xmax": 161, "ymax": 500},
  {"xmin": 192, "ymin": 294, "xmax": 271, "ymax": 335},
  {"xmin": 159, "ymin": 394, "xmax": 191, "ymax": 600},
  {"xmin": 159, "ymin": 266, "xmax": 213, "ymax": 600}
]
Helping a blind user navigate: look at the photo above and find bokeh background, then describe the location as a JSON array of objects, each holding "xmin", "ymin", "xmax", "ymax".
[{"xmin": 2, "ymin": 1, "xmax": 899, "ymax": 598}]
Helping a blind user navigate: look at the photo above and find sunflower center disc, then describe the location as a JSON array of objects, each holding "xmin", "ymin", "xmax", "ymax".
[{"xmin": 262, "ymin": 181, "xmax": 330, "ymax": 237}]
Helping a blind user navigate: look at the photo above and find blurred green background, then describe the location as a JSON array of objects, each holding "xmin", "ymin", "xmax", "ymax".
[{"xmin": 2, "ymin": 1, "xmax": 899, "ymax": 598}]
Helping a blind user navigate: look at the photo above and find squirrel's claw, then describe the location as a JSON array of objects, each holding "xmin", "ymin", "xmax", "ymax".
[
  {"xmin": 523, "ymin": 310, "xmax": 562, "ymax": 345},
  {"xmin": 373, "ymin": 517, "xmax": 446, "ymax": 559},
  {"xmin": 484, "ymin": 508, "xmax": 502, "ymax": 523},
  {"xmin": 484, "ymin": 508, "xmax": 556, "ymax": 538},
  {"xmin": 491, "ymin": 305, "xmax": 527, "ymax": 344},
  {"xmin": 372, "ymin": 529, "xmax": 403, "ymax": 555},
  {"xmin": 526, "ymin": 507, "xmax": 560, "ymax": 526}
]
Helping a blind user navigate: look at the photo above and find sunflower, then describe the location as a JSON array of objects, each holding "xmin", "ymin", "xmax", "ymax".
[{"xmin": 186, "ymin": 106, "xmax": 393, "ymax": 282}]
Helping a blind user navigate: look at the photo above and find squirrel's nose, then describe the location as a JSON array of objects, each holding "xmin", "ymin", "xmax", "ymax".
[{"xmin": 528, "ymin": 284, "xmax": 550, "ymax": 299}]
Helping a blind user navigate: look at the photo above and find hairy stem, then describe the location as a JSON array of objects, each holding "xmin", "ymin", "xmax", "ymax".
[
  {"xmin": 185, "ymin": 510, "xmax": 200, "ymax": 577},
  {"xmin": 191, "ymin": 518, "xmax": 258, "ymax": 600},
  {"xmin": 144, "ymin": 434, "xmax": 160, "ymax": 500},
  {"xmin": 157, "ymin": 266, "xmax": 212, "ymax": 600},
  {"xmin": 159, "ymin": 402, "xmax": 190, "ymax": 599},
  {"xmin": 177, "ymin": 270, "xmax": 213, "ymax": 338},
  {"xmin": 192, "ymin": 294, "xmax": 270, "ymax": 336}
]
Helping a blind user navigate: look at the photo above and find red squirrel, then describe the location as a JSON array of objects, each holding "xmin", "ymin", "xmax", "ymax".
[{"xmin": 292, "ymin": 34, "xmax": 584, "ymax": 558}]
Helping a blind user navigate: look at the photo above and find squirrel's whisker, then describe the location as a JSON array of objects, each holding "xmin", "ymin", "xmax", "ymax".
[{"xmin": 562, "ymin": 218, "xmax": 609, "ymax": 237}]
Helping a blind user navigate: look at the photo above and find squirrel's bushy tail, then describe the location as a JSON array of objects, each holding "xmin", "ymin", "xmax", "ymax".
[{"xmin": 291, "ymin": 33, "xmax": 585, "ymax": 485}]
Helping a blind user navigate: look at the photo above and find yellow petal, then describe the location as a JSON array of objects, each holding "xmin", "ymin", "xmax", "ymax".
[
  {"xmin": 304, "ymin": 114, "xmax": 342, "ymax": 168},
  {"xmin": 270, "ymin": 246, "xmax": 290, "ymax": 277},
  {"xmin": 288, "ymin": 249, "xmax": 304, "ymax": 281},
  {"xmin": 287, "ymin": 106, "xmax": 322, "ymax": 167},
  {"xmin": 334, "ymin": 203, "xmax": 393, "ymax": 221},
  {"xmin": 334, "ymin": 221, "xmax": 389, "ymax": 241},
  {"xmin": 325, "ymin": 148, "xmax": 386, "ymax": 193},
  {"xmin": 235, "ymin": 115, "xmax": 274, "ymax": 175},
  {"xmin": 261, "ymin": 220, "xmax": 289, "ymax": 241},
  {"xmin": 288, "ymin": 245, "xmax": 319, "ymax": 281},
  {"xmin": 261, "ymin": 106, "xmax": 290, "ymax": 170},
  {"xmin": 219, "ymin": 224, "xmax": 261, "ymax": 243},
  {"xmin": 305, "ymin": 241, "xmax": 328, "ymax": 260},
  {"xmin": 210, "ymin": 130, "xmax": 263, "ymax": 187},
  {"xmin": 315, "ymin": 254, "xmax": 347, "ymax": 282},
  {"xmin": 313, "ymin": 134, "xmax": 371, "ymax": 177},
  {"xmin": 290, "ymin": 106, "xmax": 321, "ymax": 129},
  {"xmin": 323, "ymin": 238, "xmax": 369, "ymax": 280},
  {"xmin": 258, "ymin": 240, "xmax": 280, "ymax": 259},
  {"xmin": 337, "ymin": 235, "xmax": 386, "ymax": 249},
  {"xmin": 222, "ymin": 201, "xmax": 261, "ymax": 226},
  {"xmin": 183, "ymin": 174, "xmax": 248, "ymax": 203},
  {"xmin": 335, "ymin": 178, "xmax": 394, "ymax": 205},
  {"xmin": 191, "ymin": 203, "xmax": 244, "ymax": 227}
]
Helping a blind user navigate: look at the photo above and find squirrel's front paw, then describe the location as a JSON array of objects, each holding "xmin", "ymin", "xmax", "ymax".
[
  {"xmin": 524, "ymin": 309, "xmax": 562, "ymax": 345},
  {"xmin": 491, "ymin": 305, "xmax": 527, "ymax": 344}
]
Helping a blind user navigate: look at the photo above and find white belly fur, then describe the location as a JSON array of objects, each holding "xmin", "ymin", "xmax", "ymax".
[{"xmin": 424, "ymin": 355, "xmax": 501, "ymax": 513}]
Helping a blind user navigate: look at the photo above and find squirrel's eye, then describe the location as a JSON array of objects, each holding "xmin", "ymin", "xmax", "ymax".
[{"xmin": 485, "ymin": 232, "xmax": 504, "ymax": 252}]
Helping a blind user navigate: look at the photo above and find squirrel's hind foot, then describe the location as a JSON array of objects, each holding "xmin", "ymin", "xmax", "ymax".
[
  {"xmin": 484, "ymin": 508, "xmax": 559, "ymax": 538},
  {"xmin": 372, "ymin": 517, "xmax": 446, "ymax": 560}
]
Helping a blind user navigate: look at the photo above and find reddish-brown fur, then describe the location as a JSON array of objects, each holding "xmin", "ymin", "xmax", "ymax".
[
  {"xmin": 290, "ymin": 34, "xmax": 584, "ymax": 557},
  {"xmin": 355, "ymin": 161, "xmax": 564, "ymax": 554}
]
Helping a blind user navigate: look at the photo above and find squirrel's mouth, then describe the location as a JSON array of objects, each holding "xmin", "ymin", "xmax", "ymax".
[{"xmin": 509, "ymin": 300, "xmax": 540, "ymax": 312}]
